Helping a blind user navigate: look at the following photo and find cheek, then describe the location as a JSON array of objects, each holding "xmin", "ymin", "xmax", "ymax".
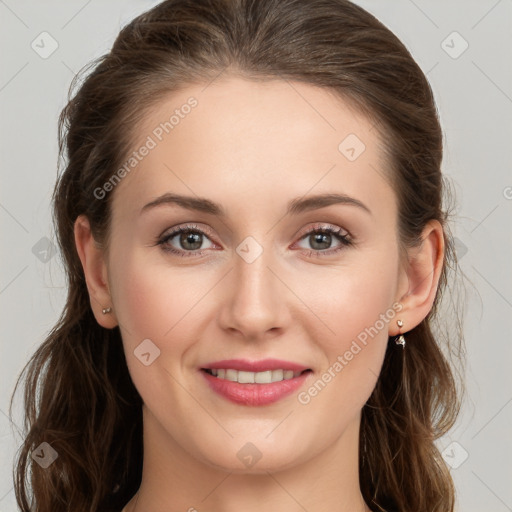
[
  {"xmin": 304, "ymin": 252, "xmax": 398, "ymax": 350},
  {"xmin": 298, "ymin": 253, "xmax": 399, "ymax": 409},
  {"xmin": 110, "ymin": 256, "xmax": 209, "ymax": 410},
  {"xmin": 110, "ymin": 252, "xmax": 209, "ymax": 370}
]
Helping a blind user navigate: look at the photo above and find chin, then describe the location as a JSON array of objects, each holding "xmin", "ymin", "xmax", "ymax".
[{"xmin": 196, "ymin": 441, "xmax": 309, "ymax": 474}]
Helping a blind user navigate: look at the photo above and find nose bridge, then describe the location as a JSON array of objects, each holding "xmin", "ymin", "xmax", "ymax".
[
  {"xmin": 236, "ymin": 239, "xmax": 273, "ymax": 297},
  {"xmin": 219, "ymin": 233, "xmax": 287, "ymax": 336},
  {"xmin": 235, "ymin": 233, "xmax": 279, "ymax": 306}
]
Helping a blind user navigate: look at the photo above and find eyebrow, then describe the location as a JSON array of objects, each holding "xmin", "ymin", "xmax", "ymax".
[{"xmin": 140, "ymin": 192, "xmax": 372, "ymax": 217}]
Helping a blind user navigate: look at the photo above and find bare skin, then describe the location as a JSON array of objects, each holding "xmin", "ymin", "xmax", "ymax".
[{"xmin": 75, "ymin": 76, "xmax": 444, "ymax": 512}]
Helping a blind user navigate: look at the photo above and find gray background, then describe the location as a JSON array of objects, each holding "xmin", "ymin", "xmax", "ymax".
[{"xmin": 1, "ymin": 1, "xmax": 511, "ymax": 510}]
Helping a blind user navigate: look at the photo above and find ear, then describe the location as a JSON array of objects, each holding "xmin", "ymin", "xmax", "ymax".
[
  {"xmin": 391, "ymin": 219, "xmax": 445, "ymax": 336},
  {"xmin": 74, "ymin": 214, "xmax": 118, "ymax": 329}
]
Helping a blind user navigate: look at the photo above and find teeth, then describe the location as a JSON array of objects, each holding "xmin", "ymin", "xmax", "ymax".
[{"xmin": 208, "ymin": 368, "xmax": 302, "ymax": 383}]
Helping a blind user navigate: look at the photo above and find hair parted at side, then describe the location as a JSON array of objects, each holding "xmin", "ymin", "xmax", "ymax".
[{"xmin": 10, "ymin": 1, "xmax": 464, "ymax": 511}]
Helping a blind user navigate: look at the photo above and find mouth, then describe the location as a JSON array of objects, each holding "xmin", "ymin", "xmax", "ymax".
[
  {"xmin": 199, "ymin": 366, "xmax": 314, "ymax": 406},
  {"xmin": 201, "ymin": 367, "xmax": 312, "ymax": 384},
  {"xmin": 199, "ymin": 358, "xmax": 314, "ymax": 405}
]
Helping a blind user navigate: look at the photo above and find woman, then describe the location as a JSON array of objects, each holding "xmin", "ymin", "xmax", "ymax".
[{"xmin": 10, "ymin": 0, "xmax": 463, "ymax": 511}]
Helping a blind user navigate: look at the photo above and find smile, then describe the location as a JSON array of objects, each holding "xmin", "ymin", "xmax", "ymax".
[
  {"xmin": 203, "ymin": 368, "xmax": 306, "ymax": 384},
  {"xmin": 200, "ymin": 368, "xmax": 313, "ymax": 406}
]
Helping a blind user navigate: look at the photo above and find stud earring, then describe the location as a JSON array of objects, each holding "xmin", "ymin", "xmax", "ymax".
[
  {"xmin": 395, "ymin": 319, "xmax": 406, "ymax": 349},
  {"xmin": 102, "ymin": 307, "xmax": 112, "ymax": 315}
]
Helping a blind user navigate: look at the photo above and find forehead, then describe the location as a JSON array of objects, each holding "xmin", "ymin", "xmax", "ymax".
[{"xmin": 110, "ymin": 76, "xmax": 393, "ymax": 221}]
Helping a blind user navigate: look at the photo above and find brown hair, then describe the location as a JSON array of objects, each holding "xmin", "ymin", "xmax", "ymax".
[{"xmin": 10, "ymin": 0, "xmax": 464, "ymax": 511}]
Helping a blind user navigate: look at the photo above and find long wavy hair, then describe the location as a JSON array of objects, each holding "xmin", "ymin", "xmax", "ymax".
[{"xmin": 9, "ymin": 0, "xmax": 465, "ymax": 511}]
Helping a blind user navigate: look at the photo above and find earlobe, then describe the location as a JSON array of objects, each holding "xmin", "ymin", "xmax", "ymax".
[
  {"xmin": 391, "ymin": 220, "xmax": 445, "ymax": 335},
  {"xmin": 74, "ymin": 215, "xmax": 117, "ymax": 329}
]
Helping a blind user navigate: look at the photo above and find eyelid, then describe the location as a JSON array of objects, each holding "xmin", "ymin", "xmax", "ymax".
[
  {"xmin": 294, "ymin": 222, "xmax": 351, "ymax": 240},
  {"xmin": 159, "ymin": 222, "xmax": 215, "ymax": 241}
]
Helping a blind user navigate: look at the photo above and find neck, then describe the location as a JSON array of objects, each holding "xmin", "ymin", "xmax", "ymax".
[{"xmin": 122, "ymin": 405, "xmax": 369, "ymax": 512}]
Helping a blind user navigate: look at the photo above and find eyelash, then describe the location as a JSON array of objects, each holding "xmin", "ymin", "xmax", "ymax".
[{"xmin": 155, "ymin": 222, "xmax": 353, "ymax": 259}]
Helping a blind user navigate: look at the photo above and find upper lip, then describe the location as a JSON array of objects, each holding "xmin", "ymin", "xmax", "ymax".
[{"xmin": 201, "ymin": 358, "xmax": 311, "ymax": 373}]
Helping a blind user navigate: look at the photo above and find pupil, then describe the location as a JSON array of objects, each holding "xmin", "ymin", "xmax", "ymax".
[
  {"xmin": 311, "ymin": 232, "xmax": 330, "ymax": 250},
  {"xmin": 181, "ymin": 231, "xmax": 202, "ymax": 250}
]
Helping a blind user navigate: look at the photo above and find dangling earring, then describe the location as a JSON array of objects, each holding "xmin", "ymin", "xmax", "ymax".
[
  {"xmin": 102, "ymin": 307, "xmax": 112, "ymax": 315},
  {"xmin": 395, "ymin": 319, "xmax": 406, "ymax": 349}
]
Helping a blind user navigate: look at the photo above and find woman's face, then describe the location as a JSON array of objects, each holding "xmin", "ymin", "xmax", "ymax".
[{"xmin": 105, "ymin": 76, "xmax": 407, "ymax": 472}]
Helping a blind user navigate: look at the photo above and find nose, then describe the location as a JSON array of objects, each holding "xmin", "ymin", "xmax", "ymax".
[{"xmin": 217, "ymin": 241, "xmax": 291, "ymax": 340}]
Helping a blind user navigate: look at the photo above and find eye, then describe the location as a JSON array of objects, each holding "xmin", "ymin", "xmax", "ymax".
[
  {"xmin": 293, "ymin": 223, "xmax": 353, "ymax": 258},
  {"xmin": 156, "ymin": 223, "xmax": 216, "ymax": 257}
]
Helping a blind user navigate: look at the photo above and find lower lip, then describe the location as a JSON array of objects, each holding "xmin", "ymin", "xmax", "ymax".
[{"xmin": 200, "ymin": 369, "xmax": 312, "ymax": 406}]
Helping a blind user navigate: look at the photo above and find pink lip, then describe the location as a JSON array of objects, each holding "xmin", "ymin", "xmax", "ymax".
[
  {"xmin": 201, "ymin": 358, "xmax": 310, "ymax": 373},
  {"xmin": 200, "ymin": 369, "xmax": 311, "ymax": 406}
]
